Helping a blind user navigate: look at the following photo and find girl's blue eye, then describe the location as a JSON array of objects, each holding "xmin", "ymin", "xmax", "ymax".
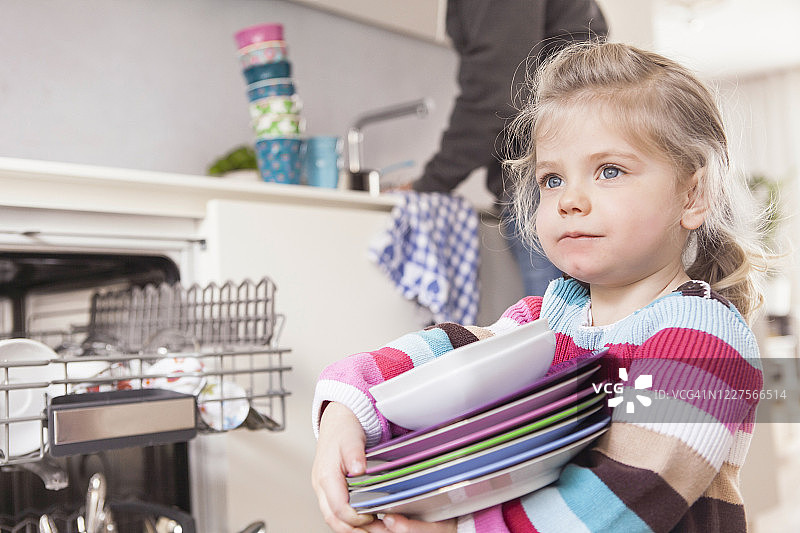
[
  {"xmin": 544, "ymin": 175, "xmax": 563, "ymax": 188},
  {"xmin": 601, "ymin": 166, "xmax": 621, "ymax": 179}
]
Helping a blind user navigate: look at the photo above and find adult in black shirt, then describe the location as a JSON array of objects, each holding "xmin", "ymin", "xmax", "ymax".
[{"xmin": 411, "ymin": 0, "xmax": 608, "ymax": 296}]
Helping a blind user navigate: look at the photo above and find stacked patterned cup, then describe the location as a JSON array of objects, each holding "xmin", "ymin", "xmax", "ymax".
[{"xmin": 235, "ymin": 23, "xmax": 305, "ymax": 184}]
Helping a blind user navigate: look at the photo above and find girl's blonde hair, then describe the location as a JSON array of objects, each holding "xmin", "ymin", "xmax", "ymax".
[{"xmin": 506, "ymin": 41, "xmax": 769, "ymax": 321}]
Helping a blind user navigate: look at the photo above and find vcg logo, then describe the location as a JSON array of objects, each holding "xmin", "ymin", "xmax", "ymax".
[{"xmin": 592, "ymin": 368, "xmax": 653, "ymax": 413}]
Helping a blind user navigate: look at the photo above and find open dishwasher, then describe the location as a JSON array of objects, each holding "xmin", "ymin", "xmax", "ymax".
[{"xmin": 0, "ymin": 251, "xmax": 290, "ymax": 532}]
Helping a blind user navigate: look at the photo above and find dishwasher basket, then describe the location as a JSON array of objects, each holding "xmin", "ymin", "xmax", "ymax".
[{"xmin": 0, "ymin": 277, "xmax": 290, "ymax": 466}]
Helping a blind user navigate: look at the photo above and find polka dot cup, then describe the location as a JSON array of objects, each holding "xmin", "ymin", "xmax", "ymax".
[
  {"xmin": 255, "ymin": 138, "xmax": 304, "ymax": 185},
  {"xmin": 246, "ymin": 78, "xmax": 295, "ymax": 102}
]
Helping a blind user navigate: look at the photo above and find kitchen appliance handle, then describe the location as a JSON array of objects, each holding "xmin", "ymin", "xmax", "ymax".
[{"xmin": 1, "ymin": 229, "xmax": 206, "ymax": 247}]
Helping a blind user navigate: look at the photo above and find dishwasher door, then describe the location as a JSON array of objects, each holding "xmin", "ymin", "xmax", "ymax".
[
  {"xmin": 0, "ymin": 251, "xmax": 191, "ymax": 531},
  {"xmin": 0, "ymin": 251, "xmax": 289, "ymax": 532}
]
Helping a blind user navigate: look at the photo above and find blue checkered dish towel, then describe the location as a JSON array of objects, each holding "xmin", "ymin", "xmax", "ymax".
[{"xmin": 368, "ymin": 191, "xmax": 480, "ymax": 325}]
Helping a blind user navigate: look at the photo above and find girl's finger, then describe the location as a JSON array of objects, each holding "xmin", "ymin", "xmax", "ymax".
[
  {"xmin": 314, "ymin": 469, "xmax": 373, "ymax": 532},
  {"xmin": 340, "ymin": 438, "xmax": 367, "ymax": 476},
  {"xmin": 319, "ymin": 477, "xmax": 373, "ymax": 530}
]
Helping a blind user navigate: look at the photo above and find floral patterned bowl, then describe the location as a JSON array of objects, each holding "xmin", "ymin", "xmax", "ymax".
[{"xmin": 238, "ymin": 40, "xmax": 288, "ymax": 69}]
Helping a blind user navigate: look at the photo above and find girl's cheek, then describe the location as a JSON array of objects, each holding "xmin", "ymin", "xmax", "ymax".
[
  {"xmin": 535, "ymin": 212, "xmax": 551, "ymax": 239},
  {"xmin": 536, "ymin": 214, "xmax": 559, "ymax": 255}
]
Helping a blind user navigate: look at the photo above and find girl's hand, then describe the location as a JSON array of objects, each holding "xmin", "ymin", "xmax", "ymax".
[
  {"xmin": 363, "ymin": 514, "xmax": 457, "ymax": 533},
  {"xmin": 312, "ymin": 402, "xmax": 375, "ymax": 532}
]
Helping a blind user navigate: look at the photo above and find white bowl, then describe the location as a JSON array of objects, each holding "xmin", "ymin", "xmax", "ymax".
[
  {"xmin": 0, "ymin": 338, "xmax": 61, "ymax": 457},
  {"xmin": 373, "ymin": 324, "xmax": 555, "ymax": 430},
  {"xmin": 370, "ymin": 319, "xmax": 550, "ymax": 403}
]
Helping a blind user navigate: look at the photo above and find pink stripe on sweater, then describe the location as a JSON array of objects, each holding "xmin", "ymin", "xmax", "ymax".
[
  {"xmin": 473, "ymin": 506, "xmax": 510, "ymax": 532},
  {"xmin": 551, "ymin": 332, "xmax": 589, "ymax": 365},
  {"xmin": 318, "ymin": 351, "xmax": 387, "ymax": 392},
  {"xmin": 631, "ymin": 359, "xmax": 755, "ymax": 432},
  {"xmin": 502, "ymin": 499, "xmax": 539, "ymax": 532},
  {"xmin": 637, "ymin": 328, "xmax": 763, "ymax": 397},
  {"xmin": 501, "ymin": 297, "xmax": 542, "ymax": 326},
  {"xmin": 372, "ymin": 346, "xmax": 414, "ymax": 381}
]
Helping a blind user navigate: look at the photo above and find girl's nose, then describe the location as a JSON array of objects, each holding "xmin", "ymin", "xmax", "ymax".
[{"xmin": 557, "ymin": 184, "xmax": 590, "ymax": 215}]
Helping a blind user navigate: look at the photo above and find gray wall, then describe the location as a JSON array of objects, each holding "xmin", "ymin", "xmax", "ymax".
[{"xmin": 0, "ymin": 0, "xmax": 463, "ymax": 188}]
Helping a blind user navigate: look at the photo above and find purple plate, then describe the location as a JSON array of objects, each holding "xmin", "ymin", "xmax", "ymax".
[
  {"xmin": 364, "ymin": 384, "xmax": 603, "ymax": 474},
  {"xmin": 352, "ymin": 412, "xmax": 611, "ymax": 510},
  {"xmin": 355, "ymin": 427, "xmax": 606, "ymax": 522},
  {"xmin": 352, "ymin": 402, "xmax": 605, "ymax": 492},
  {"xmin": 366, "ymin": 348, "xmax": 608, "ymax": 458},
  {"xmin": 365, "ymin": 366, "xmax": 601, "ymax": 465}
]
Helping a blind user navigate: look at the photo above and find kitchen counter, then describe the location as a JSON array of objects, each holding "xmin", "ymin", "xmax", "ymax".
[
  {"xmin": 0, "ymin": 156, "xmax": 522, "ymax": 532},
  {"xmin": 0, "ymin": 157, "xmax": 396, "ymax": 219}
]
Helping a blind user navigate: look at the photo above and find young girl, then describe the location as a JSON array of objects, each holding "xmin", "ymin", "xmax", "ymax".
[{"xmin": 312, "ymin": 41, "xmax": 767, "ymax": 533}]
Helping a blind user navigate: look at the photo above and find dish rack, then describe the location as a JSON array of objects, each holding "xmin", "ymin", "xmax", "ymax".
[{"xmin": 0, "ymin": 277, "xmax": 291, "ymax": 467}]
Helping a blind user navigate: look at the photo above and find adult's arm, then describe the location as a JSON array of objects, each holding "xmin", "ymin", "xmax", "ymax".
[{"xmin": 413, "ymin": 0, "xmax": 607, "ymax": 195}]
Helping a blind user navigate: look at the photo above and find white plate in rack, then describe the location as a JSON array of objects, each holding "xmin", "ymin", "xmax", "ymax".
[
  {"xmin": 198, "ymin": 379, "xmax": 250, "ymax": 431},
  {"xmin": 0, "ymin": 339, "xmax": 61, "ymax": 458}
]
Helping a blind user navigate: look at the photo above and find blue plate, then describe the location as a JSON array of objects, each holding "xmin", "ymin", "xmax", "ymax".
[
  {"xmin": 351, "ymin": 399, "xmax": 604, "ymax": 494},
  {"xmin": 350, "ymin": 410, "xmax": 610, "ymax": 508},
  {"xmin": 355, "ymin": 428, "xmax": 608, "ymax": 522},
  {"xmin": 366, "ymin": 347, "xmax": 608, "ymax": 455}
]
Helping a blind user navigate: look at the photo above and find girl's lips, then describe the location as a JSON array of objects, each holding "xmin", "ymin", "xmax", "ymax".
[{"xmin": 559, "ymin": 231, "xmax": 601, "ymax": 240}]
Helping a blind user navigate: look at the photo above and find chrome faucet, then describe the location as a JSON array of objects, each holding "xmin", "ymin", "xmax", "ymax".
[{"xmin": 346, "ymin": 98, "xmax": 433, "ymax": 195}]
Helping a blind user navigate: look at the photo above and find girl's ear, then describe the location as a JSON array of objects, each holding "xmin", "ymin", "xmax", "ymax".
[{"xmin": 681, "ymin": 168, "xmax": 707, "ymax": 230}]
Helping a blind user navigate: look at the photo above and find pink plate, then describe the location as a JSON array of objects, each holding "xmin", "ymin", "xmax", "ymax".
[
  {"xmin": 365, "ymin": 365, "xmax": 600, "ymax": 466},
  {"xmin": 364, "ymin": 383, "xmax": 602, "ymax": 474},
  {"xmin": 366, "ymin": 347, "xmax": 607, "ymax": 458}
]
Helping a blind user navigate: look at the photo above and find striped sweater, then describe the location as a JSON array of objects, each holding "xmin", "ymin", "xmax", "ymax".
[{"xmin": 312, "ymin": 278, "xmax": 763, "ymax": 532}]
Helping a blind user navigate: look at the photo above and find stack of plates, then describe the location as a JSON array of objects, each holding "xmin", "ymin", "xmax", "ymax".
[{"xmin": 349, "ymin": 323, "xmax": 610, "ymax": 522}]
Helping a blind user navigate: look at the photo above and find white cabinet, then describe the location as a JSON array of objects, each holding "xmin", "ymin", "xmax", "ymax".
[
  {"xmin": 198, "ymin": 199, "xmax": 425, "ymax": 532},
  {"xmin": 289, "ymin": 0, "xmax": 448, "ymax": 43},
  {"xmin": 196, "ymin": 199, "xmax": 523, "ymax": 532}
]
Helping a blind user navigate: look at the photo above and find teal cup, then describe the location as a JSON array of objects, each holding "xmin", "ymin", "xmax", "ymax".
[{"xmin": 304, "ymin": 136, "xmax": 340, "ymax": 188}]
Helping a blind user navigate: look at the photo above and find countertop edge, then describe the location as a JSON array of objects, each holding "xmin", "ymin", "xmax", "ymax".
[{"xmin": 0, "ymin": 157, "xmax": 398, "ymax": 218}]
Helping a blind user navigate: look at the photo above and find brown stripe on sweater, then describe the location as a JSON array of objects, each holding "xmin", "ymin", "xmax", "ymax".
[
  {"xmin": 594, "ymin": 423, "xmax": 717, "ymax": 503},
  {"xmin": 464, "ymin": 325, "xmax": 494, "ymax": 341},
  {"xmin": 426, "ymin": 322, "xmax": 480, "ymax": 349},
  {"xmin": 574, "ymin": 449, "xmax": 688, "ymax": 532},
  {"xmin": 701, "ymin": 462, "xmax": 744, "ymax": 506},
  {"xmin": 670, "ymin": 496, "xmax": 747, "ymax": 532}
]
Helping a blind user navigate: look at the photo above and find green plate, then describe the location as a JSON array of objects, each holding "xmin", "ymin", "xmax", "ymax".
[{"xmin": 348, "ymin": 392, "xmax": 605, "ymax": 488}]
